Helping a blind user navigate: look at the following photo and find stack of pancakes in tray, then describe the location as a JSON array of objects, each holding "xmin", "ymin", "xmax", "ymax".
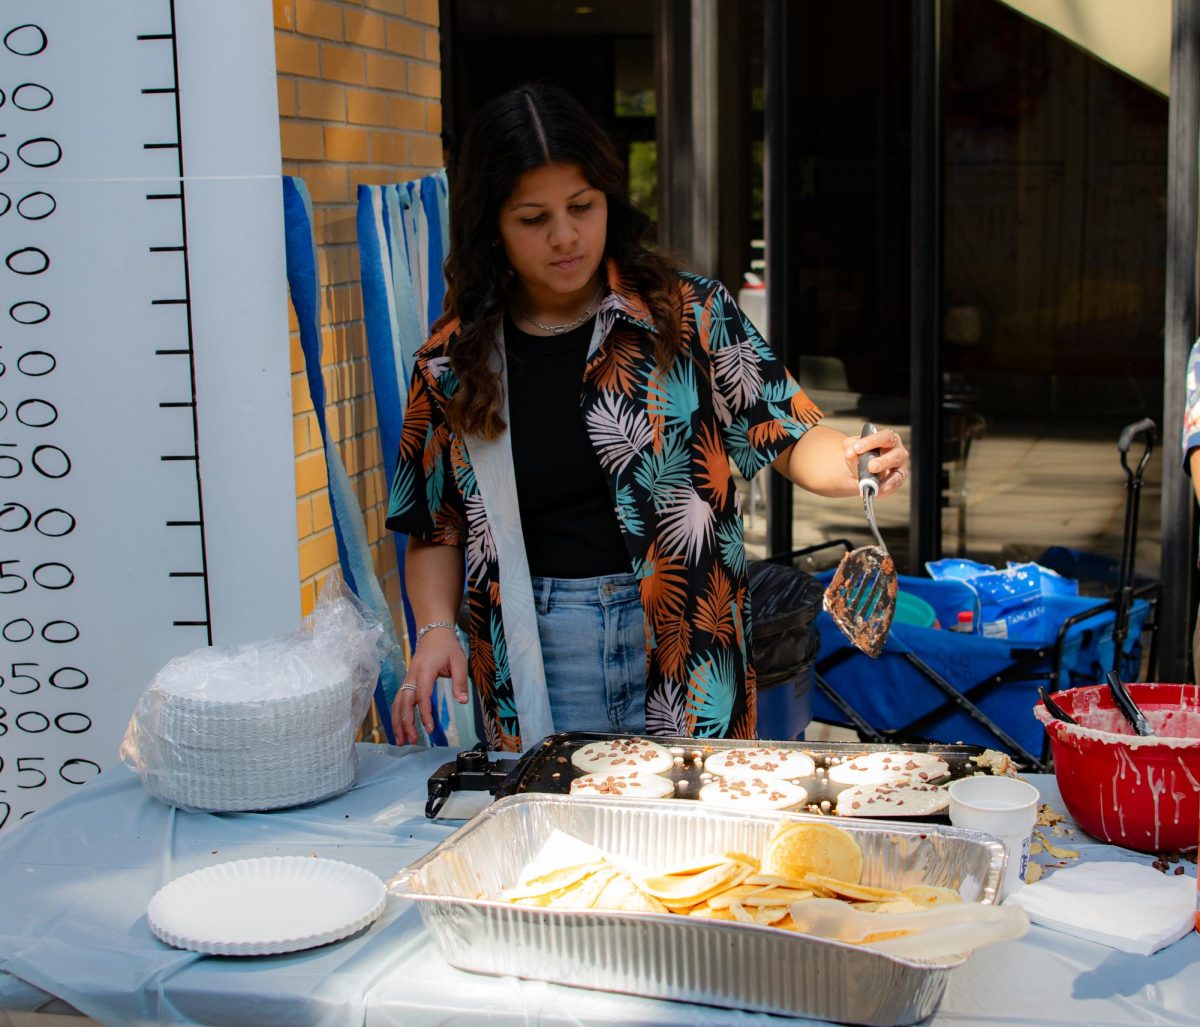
[{"xmin": 497, "ymin": 819, "xmax": 963, "ymax": 933}]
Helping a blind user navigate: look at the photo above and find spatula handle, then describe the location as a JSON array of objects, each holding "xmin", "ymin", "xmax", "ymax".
[
  {"xmin": 1106, "ymin": 670, "xmax": 1153, "ymax": 736},
  {"xmin": 857, "ymin": 422, "xmax": 881, "ymax": 498},
  {"xmin": 1038, "ymin": 686, "xmax": 1077, "ymax": 725}
]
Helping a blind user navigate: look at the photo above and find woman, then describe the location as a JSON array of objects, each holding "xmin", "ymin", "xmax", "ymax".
[{"xmin": 386, "ymin": 83, "xmax": 908, "ymax": 750}]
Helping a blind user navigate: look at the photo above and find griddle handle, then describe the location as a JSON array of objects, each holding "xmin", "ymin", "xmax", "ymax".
[
  {"xmin": 456, "ymin": 745, "xmax": 489, "ymax": 773},
  {"xmin": 425, "ymin": 779, "xmax": 451, "ymax": 819}
]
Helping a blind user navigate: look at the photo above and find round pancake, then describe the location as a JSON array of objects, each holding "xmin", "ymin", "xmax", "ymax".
[
  {"xmin": 704, "ymin": 746, "xmax": 816, "ymax": 782},
  {"xmin": 570, "ymin": 738, "xmax": 674, "ymax": 775},
  {"xmin": 569, "ymin": 770, "xmax": 675, "ymax": 798},
  {"xmin": 697, "ymin": 776, "xmax": 808, "ymax": 811},
  {"xmin": 762, "ymin": 820, "xmax": 864, "ymax": 883},
  {"xmin": 834, "ymin": 780, "xmax": 950, "ymax": 817},
  {"xmin": 825, "ymin": 750, "xmax": 950, "ymax": 786}
]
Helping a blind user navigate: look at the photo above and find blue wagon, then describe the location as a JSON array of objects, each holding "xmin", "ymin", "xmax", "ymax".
[{"xmin": 806, "ymin": 567, "xmax": 1155, "ymax": 772}]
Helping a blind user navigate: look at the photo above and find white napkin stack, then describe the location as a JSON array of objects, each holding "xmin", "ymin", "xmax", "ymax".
[{"xmin": 1004, "ymin": 861, "xmax": 1195, "ymax": 955}]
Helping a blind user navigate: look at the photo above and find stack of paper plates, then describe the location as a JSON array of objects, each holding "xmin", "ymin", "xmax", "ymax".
[{"xmin": 134, "ymin": 653, "xmax": 358, "ymax": 812}]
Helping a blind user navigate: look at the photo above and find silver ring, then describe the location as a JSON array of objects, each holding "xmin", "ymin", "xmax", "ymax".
[{"xmin": 399, "ymin": 682, "xmax": 418, "ymax": 694}]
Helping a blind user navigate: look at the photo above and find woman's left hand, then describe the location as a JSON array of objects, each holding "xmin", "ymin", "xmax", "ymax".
[{"xmin": 843, "ymin": 427, "xmax": 909, "ymax": 498}]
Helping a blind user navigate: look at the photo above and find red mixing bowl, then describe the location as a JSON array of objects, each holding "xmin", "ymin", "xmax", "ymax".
[{"xmin": 1034, "ymin": 683, "xmax": 1200, "ymax": 853}]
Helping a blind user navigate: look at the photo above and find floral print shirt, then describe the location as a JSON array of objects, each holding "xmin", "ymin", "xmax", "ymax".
[{"xmin": 385, "ymin": 261, "xmax": 822, "ymax": 752}]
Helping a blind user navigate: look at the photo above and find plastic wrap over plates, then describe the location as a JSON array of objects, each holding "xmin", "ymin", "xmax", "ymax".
[{"xmin": 148, "ymin": 856, "xmax": 386, "ymax": 955}]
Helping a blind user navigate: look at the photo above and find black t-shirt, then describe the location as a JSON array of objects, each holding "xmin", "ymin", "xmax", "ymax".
[{"xmin": 504, "ymin": 313, "xmax": 632, "ymax": 579}]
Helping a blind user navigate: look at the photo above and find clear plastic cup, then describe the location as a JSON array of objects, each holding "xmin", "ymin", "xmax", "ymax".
[{"xmin": 948, "ymin": 776, "xmax": 1040, "ymax": 901}]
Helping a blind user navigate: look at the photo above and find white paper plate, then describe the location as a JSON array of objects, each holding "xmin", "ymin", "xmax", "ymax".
[{"xmin": 148, "ymin": 856, "xmax": 386, "ymax": 956}]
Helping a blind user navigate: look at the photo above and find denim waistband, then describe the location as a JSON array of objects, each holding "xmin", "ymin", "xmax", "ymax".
[{"xmin": 531, "ymin": 571, "xmax": 640, "ymax": 613}]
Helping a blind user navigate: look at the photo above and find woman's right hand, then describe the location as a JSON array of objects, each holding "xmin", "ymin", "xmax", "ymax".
[{"xmin": 392, "ymin": 625, "xmax": 470, "ymax": 745}]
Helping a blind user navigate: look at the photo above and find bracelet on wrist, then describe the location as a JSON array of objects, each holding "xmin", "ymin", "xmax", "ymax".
[{"xmin": 415, "ymin": 620, "xmax": 456, "ymax": 645}]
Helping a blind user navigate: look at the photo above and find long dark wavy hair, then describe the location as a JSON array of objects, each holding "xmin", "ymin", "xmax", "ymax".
[{"xmin": 442, "ymin": 83, "xmax": 681, "ymax": 440}]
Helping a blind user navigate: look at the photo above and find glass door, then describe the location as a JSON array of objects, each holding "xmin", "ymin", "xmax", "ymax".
[{"xmin": 940, "ymin": 0, "xmax": 1166, "ymax": 590}]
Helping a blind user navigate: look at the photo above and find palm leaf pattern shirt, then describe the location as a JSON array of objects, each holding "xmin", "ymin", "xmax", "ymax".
[{"xmin": 385, "ymin": 260, "xmax": 822, "ymax": 752}]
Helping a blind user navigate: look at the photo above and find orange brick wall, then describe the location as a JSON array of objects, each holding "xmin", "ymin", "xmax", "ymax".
[{"xmin": 274, "ymin": 0, "xmax": 442, "ymax": 622}]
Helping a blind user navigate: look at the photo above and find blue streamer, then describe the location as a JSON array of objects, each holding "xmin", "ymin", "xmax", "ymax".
[
  {"xmin": 420, "ymin": 174, "xmax": 445, "ymax": 326},
  {"xmin": 356, "ymin": 171, "xmax": 472, "ymax": 749},
  {"xmin": 282, "ymin": 177, "xmax": 399, "ymax": 744}
]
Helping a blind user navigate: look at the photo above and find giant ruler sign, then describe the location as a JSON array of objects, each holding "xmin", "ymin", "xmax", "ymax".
[{"xmin": 0, "ymin": 0, "xmax": 298, "ymax": 830}]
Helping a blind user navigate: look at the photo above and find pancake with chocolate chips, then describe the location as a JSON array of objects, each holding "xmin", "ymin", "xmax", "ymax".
[
  {"xmin": 570, "ymin": 738, "xmax": 674, "ymax": 775},
  {"xmin": 834, "ymin": 780, "xmax": 950, "ymax": 817},
  {"xmin": 569, "ymin": 769, "xmax": 675, "ymax": 798},
  {"xmin": 826, "ymin": 750, "xmax": 949, "ymax": 786},
  {"xmin": 703, "ymin": 746, "xmax": 816, "ymax": 782},
  {"xmin": 698, "ymin": 775, "xmax": 808, "ymax": 811}
]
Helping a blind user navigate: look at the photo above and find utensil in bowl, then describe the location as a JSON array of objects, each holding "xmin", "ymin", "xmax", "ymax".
[
  {"xmin": 1037, "ymin": 687, "xmax": 1077, "ymax": 725},
  {"xmin": 822, "ymin": 423, "xmax": 897, "ymax": 658},
  {"xmin": 1033, "ymin": 682, "xmax": 1200, "ymax": 852},
  {"xmin": 787, "ymin": 896, "xmax": 1029, "ymax": 959},
  {"xmin": 1106, "ymin": 670, "xmax": 1154, "ymax": 736}
]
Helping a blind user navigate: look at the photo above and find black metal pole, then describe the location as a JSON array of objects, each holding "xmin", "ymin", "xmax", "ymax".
[
  {"xmin": 1162, "ymin": 0, "xmax": 1200, "ymax": 683},
  {"xmin": 764, "ymin": 0, "xmax": 794, "ymax": 557},
  {"xmin": 1113, "ymin": 420, "xmax": 1156, "ymax": 671},
  {"xmin": 655, "ymin": 0, "xmax": 694, "ymax": 265},
  {"xmin": 910, "ymin": 0, "xmax": 942, "ymax": 574}
]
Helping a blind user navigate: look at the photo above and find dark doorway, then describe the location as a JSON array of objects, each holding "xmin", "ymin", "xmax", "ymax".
[{"xmin": 442, "ymin": 0, "xmax": 656, "ymax": 232}]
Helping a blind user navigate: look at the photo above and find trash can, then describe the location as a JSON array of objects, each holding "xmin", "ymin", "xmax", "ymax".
[{"xmin": 748, "ymin": 560, "xmax": 823, "ymax": 740}]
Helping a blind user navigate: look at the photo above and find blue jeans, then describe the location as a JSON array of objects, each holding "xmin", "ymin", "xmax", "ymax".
[{"xmin": 532, "ymin": 572, "xmax": 647, "ymax": 734}]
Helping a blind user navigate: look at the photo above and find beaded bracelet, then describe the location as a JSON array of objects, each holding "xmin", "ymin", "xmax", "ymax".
[{"xmin": 415, "ymin": 620, "xmax": 456, "ymax": 645}]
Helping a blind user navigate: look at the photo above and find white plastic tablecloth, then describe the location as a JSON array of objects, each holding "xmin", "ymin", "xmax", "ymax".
[{"xmin": 0, "ymin": 744, "xmax": 1196, "ymax": 1027}]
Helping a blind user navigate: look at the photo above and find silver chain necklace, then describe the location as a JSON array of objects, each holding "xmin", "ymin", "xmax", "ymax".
[{"xmin": 515, "ymin": 286, "xmax": 603, "ymax": 335}]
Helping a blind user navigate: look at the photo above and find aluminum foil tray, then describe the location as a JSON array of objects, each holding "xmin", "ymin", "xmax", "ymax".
[
  {"xmin": 391, "ymin": 793, "xmax": 1005, "ymax": 1026},
  {"xmin": 500, "ymin": 732, "xmax": 995, "ymax": 821}
]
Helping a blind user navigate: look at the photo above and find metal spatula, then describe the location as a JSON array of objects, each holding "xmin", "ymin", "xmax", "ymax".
[{"xmin": 822, "ymin": 423, "xmax": 897, "ymax": 658}]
